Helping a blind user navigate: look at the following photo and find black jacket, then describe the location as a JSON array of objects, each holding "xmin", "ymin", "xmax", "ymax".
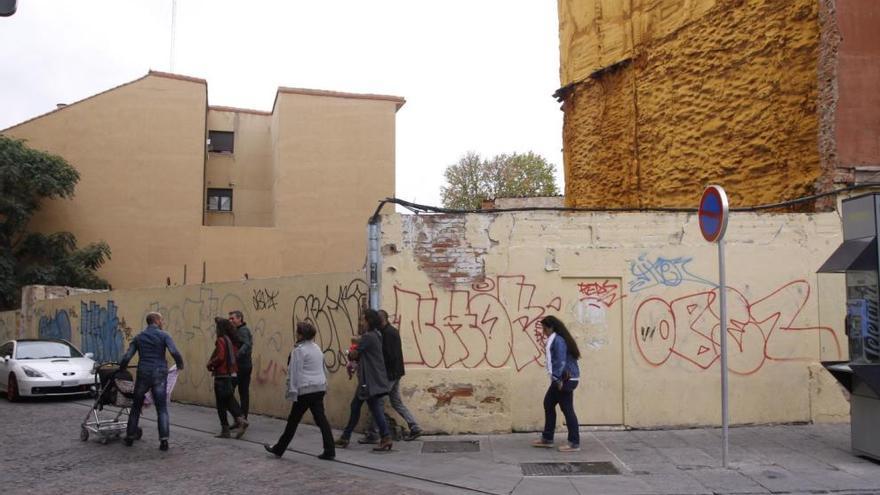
[{"xmin": 379, "ymin": 323, "xmax": 405, "ymax": 381}]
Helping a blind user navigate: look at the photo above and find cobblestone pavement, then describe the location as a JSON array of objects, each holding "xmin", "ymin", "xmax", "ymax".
[
  {"xmin": 4, "ymin": 396, "xmax": 880, "ymax": 495},
  {"xmin": 0, "ymin": 397, "xmax": 433, "ymax": 495}
]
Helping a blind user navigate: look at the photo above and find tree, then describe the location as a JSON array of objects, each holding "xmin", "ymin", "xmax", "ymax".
[
  {"xmin": 0, "ymin": 136, "xmax": 111, "ymax": 310},
  {"xmin": 440, "ymin": 151, "xmax": 559, "ymax": 210}
]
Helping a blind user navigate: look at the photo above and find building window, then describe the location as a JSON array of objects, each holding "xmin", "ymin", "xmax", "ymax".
[
  {"xmin": 207, "ymin": 188, "xmax": 233, "ymax": 212},
  {"xmin": 208, "ymin": 130, "xmax": 234, "ymax": 153}
]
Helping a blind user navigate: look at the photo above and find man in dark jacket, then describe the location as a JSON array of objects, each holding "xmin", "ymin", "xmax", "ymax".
[
  {"xmin": 360, "ymin": 309, "xmax": 422, "ymax": 443},
  {"xmin": 228, "ymin": 310, "xmax": 253, "ymax": 421},
  {"xmin": 118, "ymin": 312, "xmax": 185, "ymax": 451}
]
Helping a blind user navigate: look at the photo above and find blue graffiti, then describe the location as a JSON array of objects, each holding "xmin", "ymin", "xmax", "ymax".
[
  {"xmin": 39, "ymin": 310, "xmax": 72, "ymax": 341},
  {"xmin": 628, "ymin": 253, "xmax": 715, "ymax": 293},
  {"xmin": 80, "ymin": 301, "xmax": 123, "ymax": 363}
]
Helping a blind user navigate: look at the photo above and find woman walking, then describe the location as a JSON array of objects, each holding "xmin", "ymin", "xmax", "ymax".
[
  {"xmin": 335, "ymin": 309, "xmax": 394, "ymax": 452},
  {"xmin": 207, "ymin": 317, "xmax": 248, "ymax": 439},
  {"xmin": 264, "ymin": 321, "xmax": 335, "ymax": 460},
  {"xmin": 532, "ymin": 315, "xmax": 582, "ymax": 452}
]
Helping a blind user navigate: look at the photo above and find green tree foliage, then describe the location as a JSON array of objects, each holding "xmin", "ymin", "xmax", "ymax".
[
  {"xmin": 440, "ymin": 151, "xmax": 560, "ymax": 210},
  {"xmin": 0, "ymin": 136, "xmax": 111, "ymax": 310}
]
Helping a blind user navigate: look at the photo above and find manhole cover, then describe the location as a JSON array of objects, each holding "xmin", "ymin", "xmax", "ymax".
[
  {"xmin": 421, "ymin": 440, "xmax": 481, "ymax": 453},
  {"xmin": 521, "ymin": 462, "xmax": 620, "ymax": 476}
]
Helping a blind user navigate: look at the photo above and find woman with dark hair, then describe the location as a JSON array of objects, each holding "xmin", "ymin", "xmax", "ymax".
[
  {"xmin": 207, "ymin": 317, "xmax": 248, "ymax": 439},
  {"xmin": 264, "ymin": 321, "xmax": 335, "ymax": 460},
  {"xmin": 532, "ymin": 315, "xmax": 582, "ymax": 452},
  {"xmin": 334, "ymin": 308, "xmax": 394, "ymax": 451}
]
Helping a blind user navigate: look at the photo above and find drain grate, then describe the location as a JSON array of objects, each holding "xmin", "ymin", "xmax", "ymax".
[
  {"xmin": 521, "ymin": 462, "xmax": 620, "ymax": 477},
  {"xmin": 421, "ymin": 440, "xmax": 481, "ymax": 453}
]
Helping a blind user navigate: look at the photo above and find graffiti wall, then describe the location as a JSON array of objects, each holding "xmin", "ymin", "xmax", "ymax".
[
  {"xmin": 22, "ymin": 210, "xmax": 851, "ymax": 434},
  {"xmin": 380, "ymin": 211, "xmax": 849, "ymax": 432},
  {"xmin": 28, "ymin": 272, "xmax": 366, "ymax": 427}
]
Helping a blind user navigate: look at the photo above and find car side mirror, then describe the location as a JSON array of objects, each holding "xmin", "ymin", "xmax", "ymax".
[{"xmin": 84, "ymin": 352, "xmax": 94, "ymax": 359}]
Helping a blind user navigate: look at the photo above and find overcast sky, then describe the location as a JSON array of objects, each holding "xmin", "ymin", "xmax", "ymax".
[{"xmin": 0, "ymin": 1, "xmax": 564, "ymax": 207}]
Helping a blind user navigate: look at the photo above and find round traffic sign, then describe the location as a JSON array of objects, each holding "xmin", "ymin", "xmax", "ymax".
[{"xmin": 699, "ymin": 185, "xmax": 728, "ymax": 243}]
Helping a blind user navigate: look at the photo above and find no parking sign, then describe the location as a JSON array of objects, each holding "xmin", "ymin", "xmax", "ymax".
[
  {"xmin": 699, "ymin": 184, "xmax": 730, "ymax": 468},
  {"xmin": 699, "ymin": 185, "xmax": 729, "ymax": 243}
]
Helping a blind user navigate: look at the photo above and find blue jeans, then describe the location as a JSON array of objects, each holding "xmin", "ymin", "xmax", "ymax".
[
  {"xmin": 542, "ymin": 381, "xmax": 580, "ymax": 446},
  {"xmin": 365, "ymin": 379, "xmax": 420, "ymax": 437},
  {"xmin": 126, "ymin": 368, "xmax": 169, "ymax": 440},
  {"xmin": 342, "ymin": 394, "xmax": 390, "ymax": 439}
]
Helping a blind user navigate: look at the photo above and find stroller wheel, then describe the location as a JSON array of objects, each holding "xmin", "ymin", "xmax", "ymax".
[
  {"xmin": 135, "ymin": 427, "xmax": 143, "ymax": 440},
  {"xmin": 80, "ymin": 428, "xmax": 89, "ymax": 442},
  {"xmin": 99, "ymin": 436, "xmax": 108, "ymax": 445}
]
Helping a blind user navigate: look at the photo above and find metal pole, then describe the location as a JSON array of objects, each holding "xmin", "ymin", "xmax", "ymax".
[
  {"xmin": 367, "ymin": 222, "xmax": 380, "ymax": 310},
  {"xmin": 718, "ymin": 238, "xmax": 729, "ymax": 468},
  {"xmin": 170, "ymin": 0, "xmax": 178, "ymax": 72}
]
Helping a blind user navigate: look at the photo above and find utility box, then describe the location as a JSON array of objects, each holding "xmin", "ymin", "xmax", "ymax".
[{"xmin": 818, "ymin": 193, "xmax": 880, "ymax": 461}]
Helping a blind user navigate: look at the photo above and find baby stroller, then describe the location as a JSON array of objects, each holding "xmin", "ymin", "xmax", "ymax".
[{"xmin": 80, "ymin": 362, "xmax": 142, "ymax": 444}]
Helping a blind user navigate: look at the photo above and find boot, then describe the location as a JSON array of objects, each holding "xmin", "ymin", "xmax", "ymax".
[
  {"xmin": 372, "ymin": 436, "xmax": 392, "ymax": 452},
  {"xmin": 215, "ymin": 426, "xmax": 231, "ymax": 438},
  {"xmin": 234, "ymin": 418, "xmax": 249, "ymax": 439}
]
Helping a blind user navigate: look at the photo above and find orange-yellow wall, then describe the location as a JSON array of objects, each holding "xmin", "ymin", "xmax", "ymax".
[
  {"xmin": 205, "ymin": 109, "xmax": 274, "ymax": 227},
  {"xmin": 3, "ymin": 73, "xmax": 400, "ymax": 290},
  {"xmin": 4, "ymin": 75, "xmax": 208, "ymax": 287},
  {"xmin": 559, "ymin": 0, "xmax": 822, "ymax": 208}
]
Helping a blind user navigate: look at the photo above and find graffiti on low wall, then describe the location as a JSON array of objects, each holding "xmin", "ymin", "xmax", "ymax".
[
  {"xmin": 628, "ymin": 253, "xmax": 715, "ymax": 293},
  {"xmin": 38, "ymin": 309, "xmax": 72, "ymax": 341},
  {"xmin": 392, "ymin": 275, "xmax": 561, "ymax": 371},
  {"xmin": 633, "ymin": 280, "xmax": 842, "ymax": 375},
  {"xmin": 292, "ymin": 278, "xmax": 367, "ymax": 374},
  {"xmin": 80, "ymin": 301, "xmax": 124, "ymax": 363}
]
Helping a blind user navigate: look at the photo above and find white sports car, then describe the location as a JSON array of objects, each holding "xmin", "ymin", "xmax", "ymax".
[{"xmin": 0, "ymin": 339, "xmax": 96, "ymax": 401}]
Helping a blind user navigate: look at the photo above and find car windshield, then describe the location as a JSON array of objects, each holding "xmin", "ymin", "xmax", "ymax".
[{"xmin": 15, "ymin": 341, "xmax": 83, "ymax": 359}]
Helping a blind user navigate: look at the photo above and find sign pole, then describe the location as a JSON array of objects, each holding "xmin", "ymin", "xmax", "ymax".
[
  {"xmin": 718, "ymin": 238, "xmax": 729, "ymax": 468},
  {"xmin": 698, "ymin": 185, "xmax": 730, "ymax": 469}
]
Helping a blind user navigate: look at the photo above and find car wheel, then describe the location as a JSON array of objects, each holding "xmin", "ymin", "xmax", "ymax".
[
  {"xmin": 80, "ymin": 427, "xmax": 89, "ymax": 442},
  {"xmin": 7, "ymin": 374, "xmax": 19, "ymax": 402}
]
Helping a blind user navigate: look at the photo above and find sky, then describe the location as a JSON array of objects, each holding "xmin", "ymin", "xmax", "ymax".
[{"xmin": 0, "ymin": 1, "xmax": 564, "ymax": 208}]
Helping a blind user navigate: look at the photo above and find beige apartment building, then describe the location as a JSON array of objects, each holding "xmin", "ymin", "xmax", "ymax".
[{"xmin": 2, "ymin": 71, "xmax": 404, "ymax": 290}]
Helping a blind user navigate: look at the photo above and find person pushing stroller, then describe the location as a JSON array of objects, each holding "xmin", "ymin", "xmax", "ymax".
[{"xmin": 117, "ymin": 312, "xmax": 185, "ymax": 451}]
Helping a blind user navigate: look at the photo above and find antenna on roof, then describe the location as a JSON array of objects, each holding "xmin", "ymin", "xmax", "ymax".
[{"xmin": 169, "ymin": 0, "xmax": 178, "ymax": 73}]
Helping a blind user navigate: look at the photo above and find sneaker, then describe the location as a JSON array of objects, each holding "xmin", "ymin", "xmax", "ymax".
[
  {"xmin": 403, "ymin": 428, "xmax": 423, "ymax": 441},
  {"xmin": 123, "ymin": 437, "xmax": 134, "ymax": 447},
  {"xmin": 159, "ymin": 439, "xmax": 169, "ymax": 451},
  {"xmin": 357, "ymin": 436, "xmax": 379, "ymax": 444},
  {"xmin": 558, "ymin": 444, "xmax": 580, "ymax": 452},
  {"xmin": 531, "ymin": 438, "xmax": 554, "ymax": 448}
]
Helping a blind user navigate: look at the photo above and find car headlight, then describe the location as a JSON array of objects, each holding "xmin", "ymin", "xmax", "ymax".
[{"xmin": 22, "ymin": 365, "xmax": 47, "ymax": 378}]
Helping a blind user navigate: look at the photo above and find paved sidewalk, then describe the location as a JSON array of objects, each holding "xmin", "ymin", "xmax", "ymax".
[{"xmin": 122, "ymin": 400, "xmax": 880, "ymax": 495}]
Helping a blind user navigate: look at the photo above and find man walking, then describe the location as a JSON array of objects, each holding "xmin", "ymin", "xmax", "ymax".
[
  {"xmin": 360, "ymin": 309, "xmax": 423, "ymax": 443},
  {"xmin": 228, "ymin": 310, "xmax": 253, "ymax": 421},
  {"xmin": 118, "ymin": 312, "xmax": 185, "ymax": 451}
]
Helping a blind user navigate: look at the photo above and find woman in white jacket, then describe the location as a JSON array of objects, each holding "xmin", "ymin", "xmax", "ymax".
[{"xmin": 264, "ymin": 321, "xmax": 335, "ymax": 460}]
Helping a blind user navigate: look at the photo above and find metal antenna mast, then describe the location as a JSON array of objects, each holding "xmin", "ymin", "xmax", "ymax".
[{"xmin": 170, "ymin": 0, "xmax": 178, "ymax": 72}]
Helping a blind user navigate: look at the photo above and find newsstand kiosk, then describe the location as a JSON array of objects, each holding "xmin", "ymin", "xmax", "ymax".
[{"xmin": 818, "ymin": 193, "xmax": 880, "ymax": 461}]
